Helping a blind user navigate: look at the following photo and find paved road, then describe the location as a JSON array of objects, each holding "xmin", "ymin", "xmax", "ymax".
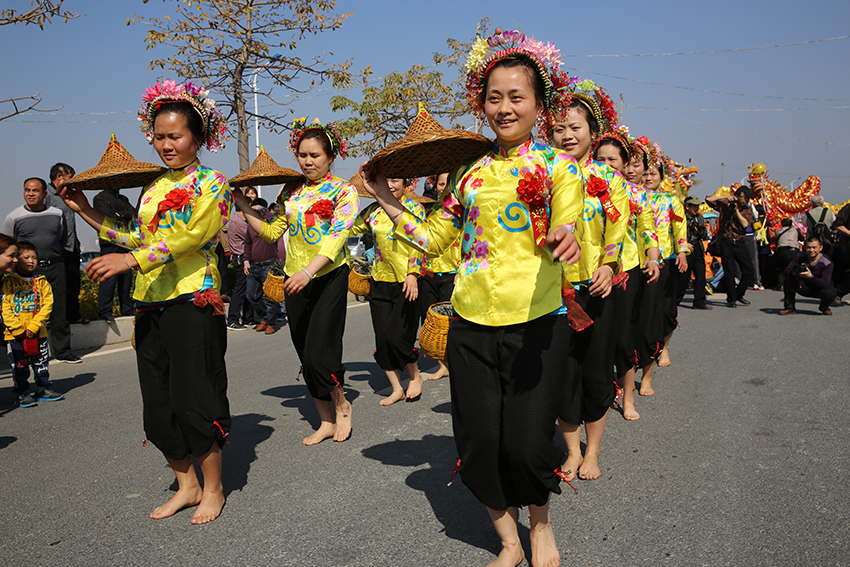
[{"xmin": 0, "ymin": 290, "xmax": 847, "ymax": 566}]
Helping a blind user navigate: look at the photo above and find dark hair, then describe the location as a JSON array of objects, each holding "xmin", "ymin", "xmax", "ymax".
[
  {"xmin": 781, "ymin": 217, "xmax": 792, "ymax": 227},
  {"xmin": 49, "ymin": 163, "xmax": 75, "ymax": 182},
  {"xmin": 0, "ymin": 233, "xmax": 17, "ymax": 254},
  {"xmin": 24, "ymin": 177, "xmax": 47, "ymax": 191},
  {"xmin": 594, "ymin": 138, "xmax": 628, "ymax": 163},
  {"xmin": 735, "ymin": 185, "xmax": 752, "ymax": 200},
  {"xmin": 16, "ymin": 241, "xmax": 38, "ymax": 256},
  {"xmin": 153, "ymin": 101, "xmax": 205, "ymax": 146},
  {"xmin": 567, "ymin": 101, "xmax": 599, "ymax": 137},
  {"xmin": 482, "ymin": 58, "xmax": 545, "ymax": 106},
  {"xmin": 297, "ymin": 128, "xmax": 334, "ymax": 158},
  {"xmin": 805, "ymin": 234, "xmax": 823, "ymax": 246},
  {"xmin": 250, "ymin": 197, "xmax": 269, "ymax": 208},
  {"xmin": 647, "ymin": 162, "xmax": 665, "ymax": 182}
]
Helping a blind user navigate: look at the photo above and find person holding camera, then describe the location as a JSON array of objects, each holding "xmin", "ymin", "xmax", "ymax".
[
  {"xmin": 676, "ymin": 195, "xmax": 711, "ymax": 309},
  {"xmin": 706, "ymin": 186, "xmax": 755, "ymax": 308},
  {"xmin": 780, "ymin": 234, "xmax": 836, "ymax": 315}
]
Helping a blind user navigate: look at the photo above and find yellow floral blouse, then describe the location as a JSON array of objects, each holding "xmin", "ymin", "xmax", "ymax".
[
  {"xmin": 423, "ymin": 234, "xmax": 461, "ymax": 274},
  {"xmin": 391, "ymin": 139, "xmax": 583, "ymax": 326},
  {"xmin": 99, "ymin": 162, "xmax": 231, "ymax": 304},
  {"xmin": 620, "ymin": 182, "xmax": 659, "ymax": 273},
  {"xmin": 258, "ymin": 172, "xmax": 359, "ymax": 277},
  {"xmin": 351, "ymin": 197, "xmax": 425, "ymax": 283},
  {"xmin": 646, "ymin": 189, "xmax": 689, "ymax": 260},
  {"xmin": 564, "ymin": 158, "xmax": 631, "ymax": 285}
]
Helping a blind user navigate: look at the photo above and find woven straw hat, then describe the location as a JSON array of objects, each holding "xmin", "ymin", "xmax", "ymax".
[
  {"xmin": 67, "ymin": 132, "xmax": 165, "ymax": 191},
  {"xmin": 348, "ymin": 172, "xmax": 373, "ymax": 198},
  {"xmin": 366, "ymin": 103, "xmax": 491, "ymax": 178},
  {"xmin": 404, "ymin": 189, "xmax": 435, "ymax": 204},
  {"xmin": 229, "ymin": 146, "xmax": 304, "ymax": 188}
]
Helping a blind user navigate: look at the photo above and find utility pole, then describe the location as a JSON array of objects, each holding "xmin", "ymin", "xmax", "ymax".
[
  {"xmin": 619, "ymin": 93, "xmax": 624, "ymax": 123},
  {"xmin": 721, "ymin": 162, "xmax": 725, "ymax": 187}
]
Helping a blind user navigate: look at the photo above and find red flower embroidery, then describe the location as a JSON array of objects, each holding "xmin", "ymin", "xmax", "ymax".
[
  {"xmin": 307, "ymin": 199, "xmax": 334, "ymax": 218},
  {"xmin": 585, "ymin": 175, "xmax": 609, "ymax": 198}
]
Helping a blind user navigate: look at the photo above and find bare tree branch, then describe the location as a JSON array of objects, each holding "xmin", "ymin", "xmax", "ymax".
[
  {"xmin": 0, "ymin": 0, "xmax": 79, "ymax": 29},
  {"xmin": 0, "ymin": 93, "xmax": 63, "ymax": 121}
]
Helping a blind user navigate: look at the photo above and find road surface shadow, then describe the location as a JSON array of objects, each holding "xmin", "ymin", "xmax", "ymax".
[
  {"xmin": 361, "ymin": 433, "xmax": 519, "ymax": 555},
  {"xmin": 0, "ymin": 371, "xmax": 95, "ymax": 418},
  {"xmin": 261, "ymin": 384, "xmax": 361, "ymax": 430},
  {"xmin": 0, "ymin": 436, "xmax": 16, "ymax": 450}
]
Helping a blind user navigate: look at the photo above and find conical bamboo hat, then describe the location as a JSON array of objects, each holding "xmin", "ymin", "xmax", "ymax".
[{"xmin": 67, "ymin": 132, "xmax": 165, "ymax": 190}]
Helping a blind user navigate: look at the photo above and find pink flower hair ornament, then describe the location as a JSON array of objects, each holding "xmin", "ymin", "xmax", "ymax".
[
  {"xmin": 539, "ymin": 76, "xmax": 619, "ymax": 142},
  {"xmin": 137, "ymin": 80, "xmax": 228, "ymax": 152},
  {"xmin": 465, "ymin": 27, "xmax": 564, "ymax": 121},
  {"xmin": 593, "ymin": 125, "xmax": 633, "ymax": 161},
  {"xmin": 289, "ymin": 117, "xmax": 349, "ymax": 159}
]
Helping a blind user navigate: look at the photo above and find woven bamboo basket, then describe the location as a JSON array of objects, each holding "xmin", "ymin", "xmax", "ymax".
[
  {"xmin": 418, "ymin": 301, "xmax": 453, "ymax": 361},
  {"xmin": 263, "ymin": 273, "xmax": 286, "ymax": 302},
  {"xmin": 229, "ymin": 145, "xmax": 303, "ymax": 188},
  {"xmin": 348, "ymin": 265, "xmax": 371, "ymax": 296}
]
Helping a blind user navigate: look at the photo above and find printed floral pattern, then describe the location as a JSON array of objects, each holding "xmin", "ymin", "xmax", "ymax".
[
  {"xmin": 350, "ymin": 197, "xmax": 424, "ymax": 282},
  {"xmin": 646, "ymin": 188, "xmax": 688, "ymax": 260}
]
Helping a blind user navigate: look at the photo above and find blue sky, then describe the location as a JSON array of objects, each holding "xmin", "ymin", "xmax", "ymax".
[{"xmin": 1, "ymin": 0, "xmax": 848, "ymax": 249}]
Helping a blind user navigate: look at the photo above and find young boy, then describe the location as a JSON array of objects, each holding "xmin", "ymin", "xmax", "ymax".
[{"xmin": 2, "ymin": 241, "xmax": 64, "ymax": 407}]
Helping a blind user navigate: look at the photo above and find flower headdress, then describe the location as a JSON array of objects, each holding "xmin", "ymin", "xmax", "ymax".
[
  {"xmin": 593, "ymin": 124, "xmax": 633, "ymax": 161},
  {"xmin": 630, "ymin": 135, "xmax": 657, "ymax": 168},
  {"xmin": 289, "ymin": 117, "xmax": 349, "ymax": 159},
  {"xmin": 539, "ymin": 76, "xmax": 619, "ymax": 140},
  {"xmin": 138, "ymin": 80, "xmax": 228, "ymax": 152},
  {"xmin": 464, "ymin": 27, "xmax": 564, "ymax": 120}
]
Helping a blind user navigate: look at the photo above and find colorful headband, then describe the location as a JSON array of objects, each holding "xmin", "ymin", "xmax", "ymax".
[
  {"xmin": 631, "ymin": 135, "xmax": 657, "ymax": 166},
  {"xmin": 289, "ymin": 117, "xmax": 349, "ymax": 159},
  {"xmin": 465, "ymin": 28, "xmax": 563, "ymax": 120},
  {"xmin": 593, "ymin": 125, "xmax": 633, "ymax": 161},
  {"xmin": 138, "ymin": 80, "xmax": 227, "ymax": 152},
  {"xmin": 541, "ymin": 77, "xmax": 618, "ymax": 138}
]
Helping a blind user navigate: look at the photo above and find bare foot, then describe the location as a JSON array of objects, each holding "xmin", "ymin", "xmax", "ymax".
[
  {"xmin": 529, "ymin": 520, "xmax": 560, "ymax": 567},
  {"xmin": 380, "ymin": 389, "xmax": 406, "ymax": 406},
  {"xmin": 486, "ymin": 541, "xmax": 525, "ymax": 567},
  {"xmin": 191, "ymin": 490, "xmax": 225, "ymax": 524},
  {"xmin": 406, "ymin": 373, "xmax": 424, "ymax": 400},
  {"xmin": 560, "ymin": 452, "xmax": 583, "ymax": 482},
  {"xmin": 303, "ymin": 422, "xmax": 336, "ymax": 445},
  {"xmin": 333, "ymin": 399, "xmax": 353, "ymax": 442},
  {"xmin": 150, "ymin": 486, "xmax": 202, "ymax": 519},
  {"xmin": 639, "ymin": 384, "xmax": 655, "ymax": 396},
  {"xmin": 578, "ymin": 453, "xmax": 601, "ymax": 480},
  {"xmin": 623, "ymin": 402, "xmax": 640, "ymax": 421},
  {"xmin": 428, "ymin": 362, "xmax": 449, "ymax": 380},
  {"xmin": 658, "ymin": 349, "xmax": 671, "ymax": 367}
]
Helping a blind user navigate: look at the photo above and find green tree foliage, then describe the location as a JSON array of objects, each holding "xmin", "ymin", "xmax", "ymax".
[
  {"xmin": 129, "ymin": 0, "xmax": 364, "ymax": 171},
  {"xmin": 330, "ymin": 18, "xmax": 490, "ymax": 157}
]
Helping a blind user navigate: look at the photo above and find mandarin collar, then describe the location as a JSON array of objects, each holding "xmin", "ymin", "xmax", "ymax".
[
  {"xmin": 305, "ymin": 171, "xmax": 333, "ymax": 187},
  {"xmin": 493, "ymin": 138, "xmax": 535, "ymax": 160},
  {"xmin": 168, "ymin": 160, "xmax": 200, "ymax": 175}
]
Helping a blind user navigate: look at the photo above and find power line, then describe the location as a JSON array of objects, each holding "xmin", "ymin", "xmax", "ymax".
[
  {"xmin": 570, "ymin": 35, "xmax": 850, "ymax": 57},
  {"xmin": 6, "ymin": 118, "xmax": 136, "ymax": 123},
  {"xmin": 634, "ymin": 107, "xmax": 850, "ymax": 146},
  {"xmin": 565, "ymin": 66, "xmax": 850, "ymax": 102},
  {"xmin": 625, "ymin": 104, "xmax": 850, "ymax": 112}
]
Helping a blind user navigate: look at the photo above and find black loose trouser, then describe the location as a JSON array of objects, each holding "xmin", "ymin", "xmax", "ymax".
[{"xmin": 369, "ymin": 280, "xmax": 419, "ymax": 371}]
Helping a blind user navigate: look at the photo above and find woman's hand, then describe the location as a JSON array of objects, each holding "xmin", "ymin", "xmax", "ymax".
[
  {"xmin": 589, "ymin": 266, "xmax": 614, "ymax": 298},
  {"xmin": 642, "ymin": 259, "xmax": 661, "ymax": 284},
  {"xmin": 359, "ymin": 163, "xmax": 391, "ymax": 199},
  {"xmin": 283, "ymin": 270, "xmax": 311, "ymax": 295},
  {"xmin": 232, "ymin": 187, "xmax": 250, "ymax": 212},
  {"xmin": 546, "ymin": 226, "xmax": 581, "ymax": 264},
  {"xmin": 58, "ymin": 183, "xmax": 91, "ymax": 215},
  {"xmin": 85, "ymin": 253, "xmax": 136, "ymax": 283},
  {"xmin": 675, "ymin": 252, "xmax": 688, "ymax": 273},
  {"xmin": 403, "ymin": 274, "xmax": 419, "ymax": 301}
]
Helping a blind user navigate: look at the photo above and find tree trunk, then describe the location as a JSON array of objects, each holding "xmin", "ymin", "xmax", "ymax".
[{"xmin": 234, "ymin": 0, "xmax": 252, "ymax": 172}]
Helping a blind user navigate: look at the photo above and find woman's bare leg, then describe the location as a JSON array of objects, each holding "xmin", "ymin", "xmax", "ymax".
[
  {"xmin": 657, "ymin": 332, "xmax": 673, "ymax": 367},
  {"xmin": 639, "ymin": 363, "xmax": 656, "ymax": 396},
  {"xmin": 485, "ymin": 506, "xmax": 525, "ymax": 567},
  {"xmin": 405, "ymin": 361, "xmax": 423, "ymax": 399},
  {"xmin": 622, "ymin": 366, "xmax": 640, "ymax": 420},
  {"xmin": 331, "ymin": 386, "xmax": 352, "ymax": 442},
  {"xmin": 528, "ymin": 500, "xmax": 560, "ymax": 567},
  {"xmin": 150, "ymin": 455, "xmax": 203, "ymax": 520},
  {"xmin": 303, "ymin": 397, "xmax": 336, "ymax": 445},
  {"xmin": 578, "ymin": 410, "xmax": 608, "ymax": 480},
  {"xmin": 192, "ymin": 443, "xmax": 225, "ymax": 524},
  {"xmin": 557, "ymin": 418, "xmax": 582, "ymax": 482},
  {"xmin": 380, "ymin": 369, "xmax": 406, "ymax": 406}
]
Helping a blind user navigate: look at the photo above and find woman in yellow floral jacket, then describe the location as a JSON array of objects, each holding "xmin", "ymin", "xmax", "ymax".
[
  {"xmin": 62, "ymin": 80, "xmax": 232, "ymax": 525},
  {"xmin": 362, "ymin": 29, "xmax": 582, "ymax": 567},
  {"xmin": 351, "ymin": 179, "xmax": 425, "ymax": 405},
  {"xmin": 233, "ymin": 119, "xmax": 358, "ymax": 447}
]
